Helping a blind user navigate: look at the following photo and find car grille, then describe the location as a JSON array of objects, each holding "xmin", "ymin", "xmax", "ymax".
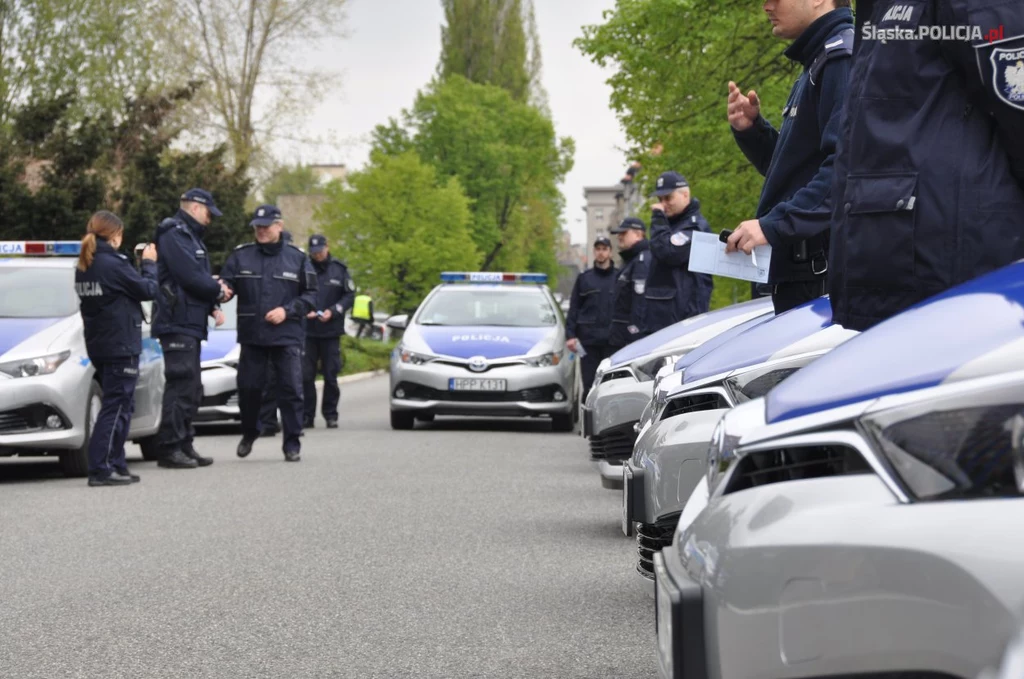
[
  {"xmin": 394, "ymin": 382, "xmax": 564, "ymax": 403},
  {"xmin": 636, "ymin": 514, "xmax": 679, "ymax": 580},
  {"xmin": 201, "ymin": 390, "xmax": 238, "ymax": 408},
  {"xmin": 599, "ymin": 368, "xmax": 634, "ymax": 385},
  {"xmin": 723, "ymin": 444, "xmax": 871, "ymax": 495},
  {"xmin": 589, "ymin": 421, "xmax": 637, "ymax": 461},
  {"xmin": 0, "ymin": 405, "xmax": 67, "ymax": 434},
  {"xmin": 0, "ymin": 411, "xmax": 32, "ymax": 433},
  {"xmin": 661, "ymin": 392, "xmax": 730, "ymax": 420}
]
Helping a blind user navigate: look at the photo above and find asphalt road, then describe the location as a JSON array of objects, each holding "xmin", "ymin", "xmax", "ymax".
[{"xmin": 0, "ymin": 375, "xmax": 656, "ymax": 678}]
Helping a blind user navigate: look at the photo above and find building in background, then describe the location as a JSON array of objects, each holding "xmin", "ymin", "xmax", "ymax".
[
  {"xmin": 582, "ymin": 160, "xmax": 644, "ymax": 266},
  {"xmin": 277, "ymin": 164, "xmax": 348, "ymax": 245}
]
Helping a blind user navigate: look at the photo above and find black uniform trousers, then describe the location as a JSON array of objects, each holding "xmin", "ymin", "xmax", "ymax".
[
  {"xmin": 771, "ymin": 278, "xmax": 827, "ymax": 315},
  {"xmin": 89, "ymin": 356, "xmax": 139, "ymax": 478},
  {"xmin": 259, "ymin": 363, "xmax": 280, "ymax": 430},
  {"xmin": 303, "ymin": 336, "xmax": 343, "ymax": 422},
  {"xmin": 238, "ymin": 344, "xmax": 304, "ymax": 452},
  {"xmin": 157, "ymin": 334, "xmax": 202, "ymax": 452},
  {"xmin": 580, "ymin": 343, "xmax": 616, "ymax": 401}
]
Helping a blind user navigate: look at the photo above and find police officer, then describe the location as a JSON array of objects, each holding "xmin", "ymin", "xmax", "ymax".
[
  {"xmin": 258, "ymin": 229, "xmax": 298, "ymax": 436},
  {"xmin": 152, "ymin": 188, "xmax": 229, "ymax": 469},
  {"xmin": 828, "ymin": 0, "xmax": 1024, "ymax": 331},
  {"xmin": 645, "ymin": 172, "xmax": 713, "ymax": 334},
  {"xmin": 303, "ymin": 234, "xmax": 355, "ymax": 428},
  {"xmin": 219, "ymin": 205, "xmax": 317, "ymax": 461},
  {"xmin": 725, "ymin": 0, "xmax": 854, "ymax": 314},
  {"xmin": 74, "ymin": 211, "xmax": 159, "ymax": 486},
  {"xmin": 351, "ymin": 291, "xmax": 374, "ymax": 338},
  {"xmin": 608, "ymin": 217, "xmax": 651, "ymax": 350},
  {"xmin": 565, "ymin": 236, "xmax": 618, "ymax": 398}
]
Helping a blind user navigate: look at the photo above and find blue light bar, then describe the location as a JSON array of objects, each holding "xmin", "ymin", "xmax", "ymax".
[
  {"xmin": 0, "ymin": 241, "xmax": 82, "ymax": 256},
  {"xmin": 440, "ymin": 271, "xmax": 549, "ymax": 284}
]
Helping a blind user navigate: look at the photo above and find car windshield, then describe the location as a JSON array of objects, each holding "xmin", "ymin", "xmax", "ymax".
[
  {"xmin": 210, "ymin": 296, "xmax": 238, "ymax": 330},
  {"xmin": 0, "ymin": 265, "xmax": 78, "ymax": 317},
  {"xmin": 416, "ymin": 287, "xmax": 558, "ymax": 327}
]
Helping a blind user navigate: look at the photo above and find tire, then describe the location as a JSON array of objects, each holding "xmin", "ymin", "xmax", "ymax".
[
  {"xmin": 138, "ymin": 435, "xmax": 162, "ymax": 461},
  {"xmin": 61, "ymin": 380, "xmax": 102, "ymax": 477},
  {"xmin": 390, "ymin": 410, "xmax": 415, "ymax": 430},
  {"xmin": 551, "ymin": 413, "xmax": 573, "ymax": 432},
  {"xmin": 415, "ymin": 413, "xmax": 435, "ymax": 422}
]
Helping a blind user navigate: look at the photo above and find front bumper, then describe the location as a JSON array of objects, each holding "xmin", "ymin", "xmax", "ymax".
[
  {"xmin": 0, "ymin": 363, "xmax": 92, "ymax": 453},
  {"xmin": 390, "ymin": 360, "xmax": 573, "ymax": 417},
  {"xmin": 587, "ymin": 373, "xmax": 653, "ymax": 440},
  {"xmin": 654, "ymin": 547, "xmax": 707, "ymax": 679},
  {"xmin": 197, "ymin": 364, "xmax": 240, "ymax": 422}
]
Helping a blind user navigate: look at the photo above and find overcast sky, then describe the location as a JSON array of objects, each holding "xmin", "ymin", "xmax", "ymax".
[{"xmin": 286, "ymin": 0, "xmax": 627, "ymax": 245}]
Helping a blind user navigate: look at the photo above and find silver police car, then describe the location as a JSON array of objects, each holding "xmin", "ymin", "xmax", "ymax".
[{"xmin": 387, "ymin": 272, "xmax": 578, "ymax": 431}]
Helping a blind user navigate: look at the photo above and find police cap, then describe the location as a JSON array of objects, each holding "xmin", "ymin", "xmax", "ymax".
[
  {"xmin": 651, "ymin": 171, "xmax": 689, "ymax": 197},
  {"xmin": 308, "ymin": 234, "xmax": 328, "ymax": 254},
  {"xmin": 180, "ymin": 188, "xmax": 223, "ymax": 217},
  {"xmin": 610, "ymin": 217, "xmax": 646, "ymax": 234},
  {"xmin": 250, "ymin": 204, "xmax": 282, "ymax": 227}
]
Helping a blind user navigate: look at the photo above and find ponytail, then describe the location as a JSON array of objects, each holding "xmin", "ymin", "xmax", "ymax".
[
  {"xmin": 77, "ymin": 233, "xmax": 97, "ymax": 272},
  {"xmin": 77, "ymin": 210, "xmax": 124, "ymax": 272}
]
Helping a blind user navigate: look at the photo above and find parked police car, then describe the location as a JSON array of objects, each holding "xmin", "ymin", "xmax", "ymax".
[
  {"xmin": 386, "ymin": 272, "xmax": 578, "ymax": 431},
  {"xmin": 196, "ymin": 296, "xmax": 241, "ymax": 423},
  {"xmin": 0, "ymin": 241, "xmax": 164, "ymax": 475}
]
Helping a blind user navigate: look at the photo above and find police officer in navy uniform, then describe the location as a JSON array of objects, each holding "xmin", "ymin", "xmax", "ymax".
[
  {"xmin": 828, "ymin": 0, "xmax": 1024, "ymax": 331},
  {"xmin": 645, "ymin": 172, "xmax": 713, "ymax": 334},
  {"xmin": 565, "ymin": 236, "xmax": 618, "ymax": 399},
  {"xmin": 258, "ymin": 229, "xmax": 297, "ymax": 437},
  {"xmin": 74, "ymin": 211, "xmax": 159, "ymax": 486},
  {"xmin": 152, "ymin": 188, "xmax": 229, "ymax": 469},
  {"xmin": 219, "ymin": 205, "xmax": 317, "ymax": 461},
  {"xmin": 725, "ymin": 0, "xmax": 854, "ymax": 314},
  {"xmin": 302, "ymin": 234, "xmax": 355, "ymax": 428},
  {"xmin": 608, "ymin": 217, "xmax": 651, "ymax": 350}
]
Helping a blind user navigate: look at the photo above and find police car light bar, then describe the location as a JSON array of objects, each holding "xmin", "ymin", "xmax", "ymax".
[
  {"xmin": 440, "ymin": 271, "xmax": 548, "ymax": 284},
  {"xmin": 0, "ymin": 241, "xmax": 82, "ymax": 256}
]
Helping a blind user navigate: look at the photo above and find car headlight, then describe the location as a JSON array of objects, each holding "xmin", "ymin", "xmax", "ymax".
[
  {"xmin": 722, "ymin": 354, "xmax": 820, "ymax": 404},
  {"xmin": 397, "ymin": 346, "xmax": 436, "ymax": 365},
  {"xmin": 0, "ymin": 350, "xmax": 71, "ymax": 379},
  {"xmin": 706, "ymin": 398, "xmax": 768, "ymax": 489},
  {"xmin": 860, "ymin": 382, "xmax": 1024, "ymax": 501},
  {"xmin": 636, "ymin": 353, "xmax": 683, "ymax": 381},
  {"xmin": 526, "ymin": 350, "xmax": 563, "ymax": 367}
]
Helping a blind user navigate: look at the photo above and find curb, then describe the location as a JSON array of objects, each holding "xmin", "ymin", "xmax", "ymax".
[{"xmin": 338, "ymin": 369, "xmax": 387, "ymax": 385}]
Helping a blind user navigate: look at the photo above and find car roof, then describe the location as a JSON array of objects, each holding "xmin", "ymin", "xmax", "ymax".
[{"xmin": 766, "ymin": 260, "xmax": 1024, "ymax": 424}]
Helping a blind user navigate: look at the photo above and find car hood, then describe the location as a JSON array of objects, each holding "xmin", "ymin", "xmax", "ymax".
[
  {"xmin": 0, "ymin": 315, "xmax": 79, "ymax": 361},
  {"xmin": 767, "ymin": 260, "xmax": 1024, "ymax": 424},
  {"xmin": 408, "ymin": 325, "xmax": 558, "ymax": 359},
  {"xmin": 201, "ymin": 329, "xmax": 239, "ymax": 363},
  {"xmin": 608, "ymin": 297, "xmax": 773, "ymax": 369}
]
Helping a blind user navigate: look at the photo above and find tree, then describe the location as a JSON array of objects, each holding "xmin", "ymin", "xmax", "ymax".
[
  {"xmin": 317, "ymin": 151, "xmax": 481, "ymax": 314},
  {"xmin": 171, "ymin": 0, "xmax": 348, "ymax": 172},
  {"xmin": 372, "ymin": 76, "xmax": 573, "ymax": 279},
  {"xmin": 262, "ymin": 163, "xmax": 325, "ymax": 205},
  {"xmin": 576, "ymin": 0, "xmax": 798, "ymax": 309}
]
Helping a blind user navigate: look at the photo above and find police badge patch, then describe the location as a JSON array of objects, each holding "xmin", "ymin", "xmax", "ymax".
[
  {"xmin": 670, "ymin": 231, "xmax": 691, "ymax": 247},
  {"xmin": 991, "ymin": 46, "xmax": 1024, "ymax": 111},
  {"xmin": 633, "ymin": 279, "xmax": 646, "ymax": 295}
]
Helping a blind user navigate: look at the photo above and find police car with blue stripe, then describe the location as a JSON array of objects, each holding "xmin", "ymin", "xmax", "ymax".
[
  {"xmin": 195, "ymin": 296, "xmax": 241, "ymax": 423},
  {"xmin": 0, "ymin": 241, "xmax": 165, "ymax": 475},
  {"xmin": 654, "ymin": 260, "xmax": 1024, "ymax": 679},
  {"xmin": 386, "ymin": 272, "xmax": 578, "ymax": 430}
]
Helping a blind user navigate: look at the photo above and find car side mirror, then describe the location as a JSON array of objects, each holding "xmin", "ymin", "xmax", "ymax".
[{"xmin": 386, "ymin": 314, "xmax": 408, "ymax": 330}]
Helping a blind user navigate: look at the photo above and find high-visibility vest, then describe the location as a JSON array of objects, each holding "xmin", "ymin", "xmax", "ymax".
[{"xmin": 352, "ymin": 294, "xmax": 372, "ymax": 321}]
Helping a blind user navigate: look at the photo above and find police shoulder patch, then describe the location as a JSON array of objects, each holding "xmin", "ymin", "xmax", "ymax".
[
  {"xmin": 991, "ymin": 44, "xmax": 1024, "ymax": 111},
  {"xmin": 347, "ymin": 279, "xmax": 356, "ymax": 291},
  {"xmin": 670, "ymin": 231, "xmax": 691, "ymax": 247}
]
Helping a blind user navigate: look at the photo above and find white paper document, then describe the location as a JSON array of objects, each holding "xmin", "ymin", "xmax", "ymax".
[{"xmin": 687, "ymin": 231, "xmax": 771, "ymax": 284}]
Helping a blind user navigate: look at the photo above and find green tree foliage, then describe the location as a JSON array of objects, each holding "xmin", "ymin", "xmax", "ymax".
[
  {"xmin": 262, "ymin": 164, "xmax": 324, "ymax": 206},
  {"xmin": 0, "ymin": 87, "xmax": 251, "ymax": 269},
  {"xmin": 371, "ymin": 76, "xmax": 573, "ymax": 281},
  {"xmin": 576, "ymin": 0, "xmax": 799, "ymax": 308},
  {"xmin": 317, "ymin": 151, "xmax": 481, "ymax": 314}
]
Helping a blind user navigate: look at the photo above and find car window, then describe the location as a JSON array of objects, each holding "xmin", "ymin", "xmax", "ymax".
[
  {"xmin": 0, "ymin": 266, "xmax": 78, "ymax": 317},
  {"xmin": 416, "ymin": 288, "xmax": 558, "ymax": 327}
]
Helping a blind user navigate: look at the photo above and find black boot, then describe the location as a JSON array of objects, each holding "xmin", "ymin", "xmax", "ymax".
[
  {"xmin": 158, "ymin": 449, "xmax": 198, "ymax": 469},
  {"xmin": 183, "ymin": 441, "xmax": 214, "ymax": 467},
  {"xmin": 237, "ymin": 437, "xmax": 255, "ymax": 458},
  {"xmin": 112, "ymin": 468, "xmax": 141, "ymax": 483}
]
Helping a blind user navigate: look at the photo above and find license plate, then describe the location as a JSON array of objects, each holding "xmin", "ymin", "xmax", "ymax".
[{"xmin": 449, "ymin": 378, "xmax": 506, "ymax": 391}]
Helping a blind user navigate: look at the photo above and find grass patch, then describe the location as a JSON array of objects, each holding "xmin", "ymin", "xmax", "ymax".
[{"xmin": 340, "ymin": 335, "xmax": 397, "ymax": 376}]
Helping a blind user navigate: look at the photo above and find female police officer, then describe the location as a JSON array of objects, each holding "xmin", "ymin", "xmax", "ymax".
[{"xmin": 75, "ymin": 211, "xmax": 159, "ymax": 486}]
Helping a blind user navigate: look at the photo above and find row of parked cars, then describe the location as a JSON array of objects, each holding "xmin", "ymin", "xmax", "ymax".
[{"xmin": 580, "ymin": 259, "xmax": 1024, "ymax": 679}]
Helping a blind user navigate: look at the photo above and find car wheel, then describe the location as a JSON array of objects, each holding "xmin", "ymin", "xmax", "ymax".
[
  {"xmin": 551, "ymin": 413, "xmax": 573, "ymax": 432},
  {"xmin": 415, "ymin": 413, "xmax": 435, "ymax": 422},
  {"xmin": 61, "ymin": 380, "xmax": 102, "ymax": 477},
  {"xmin": 138, "ymin": 435, "xmax": 161, "ymax": 461},
  {"xmin": 390, "ymin": 410, "xmax": 415, "ymax": 430}
]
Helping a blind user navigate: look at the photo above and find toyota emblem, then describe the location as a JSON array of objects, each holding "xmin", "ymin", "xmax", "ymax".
[{"xmin": 468, "ymin": 356, "xmax": 488, "ymax": 372}]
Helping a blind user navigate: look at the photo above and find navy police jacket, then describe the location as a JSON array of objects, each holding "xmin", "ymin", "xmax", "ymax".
[
  {"xmin": 829, "ymin": 0, "xmax": 1024, "ymax": 331},
  {"xmin": 306, "ymin": 256, "xmax": 355, "ymax": 339},
  {"xmin": 219, "ymin": 240, "xmax": 318, "ymax": 346},
  {"xmin": 151, "ymin": 210, "xmax": 222, "ymax": 340},
  {"xmin": 565, "ymin": 264, "xmax": 617, "ymax": 346},
  {"xmin": 733, "ymin": 8, "xmax": 854, "ymax": 283},
  {"xmin": 75, "ymin": 240, "xmax": 159, "ymax": 360},
  {"xmin": 610, "ymin": 239, "xmax": 651, "ymax": 349},
  {"xmin": 645, "ymin": 200, "xmax": 713, "ymax": 333}
]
